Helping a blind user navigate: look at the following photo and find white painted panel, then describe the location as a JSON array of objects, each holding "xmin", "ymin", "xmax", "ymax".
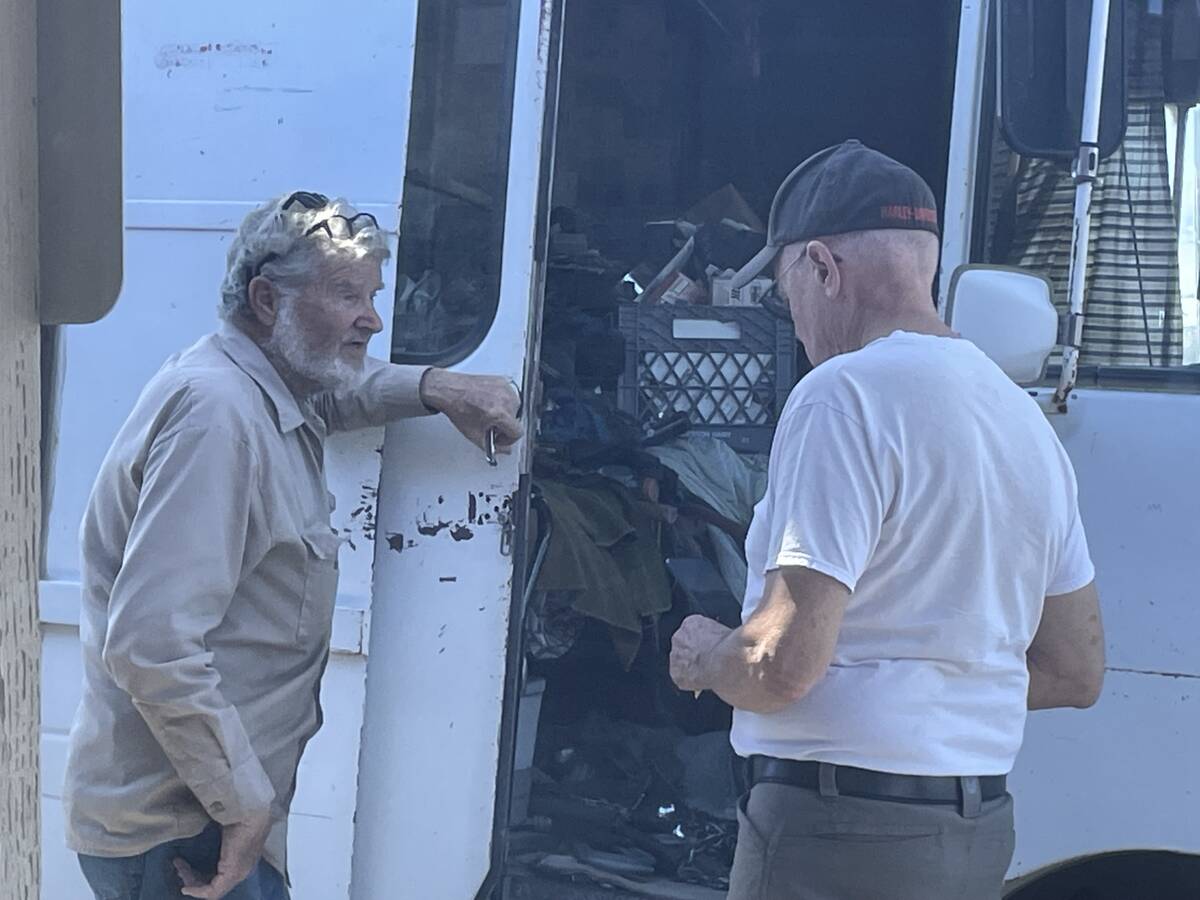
[
  {"xmin": 1003, "ymin": 387, "xmax": 1200, "ymax": 876},
  {"xmin": 41, "ymin": 626, "xmax": 83, "ymax": 736},
  {"xmin": 290, "ymin": 656, "xmax": 367, "ymax": 822},
  {"xmin": 1049, "ymin": 389, "xmax": 1200, "ymax": 677},
  {"xmin": 41, "ymin": 734, "xmax": 69, "ymax": 802},
  {"xmin": 121, "ymin": 0, "xmax": 416, "ymax": 207},
  {"xmin": 1011, "ymin": 670, "xmax": 1200, "ymax": 877},
  {"xmin": 289, "ymin": 813, "xmax": 356, "ymax": 900}
]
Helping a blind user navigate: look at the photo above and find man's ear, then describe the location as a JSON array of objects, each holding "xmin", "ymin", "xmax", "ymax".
[
  {"xmin": 808, "ymin": 241, "xmax": 841, "ymax": 299},
  {"xmin": 247, "ymin": 276, "xmax": 280, "ymax": 328}
]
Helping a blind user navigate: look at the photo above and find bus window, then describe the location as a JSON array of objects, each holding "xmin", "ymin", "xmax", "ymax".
[{"xmin": 391, "ymin": 0, "xmax": 520, "ymax": 366}]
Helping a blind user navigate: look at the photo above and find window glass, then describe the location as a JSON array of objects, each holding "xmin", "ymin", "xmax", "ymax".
[
  {"xmin": 391, "ymin": 0, "xmax": 520, "ymax": 365},
  {"xmin": 975, "ymin": 1, "xmax": 1198, "ymax": 368}
]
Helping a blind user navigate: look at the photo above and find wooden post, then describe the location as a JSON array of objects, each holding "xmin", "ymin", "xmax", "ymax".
[{"xmin": 0, "ymin": 0, "xmax": 42, "ymax": 896}]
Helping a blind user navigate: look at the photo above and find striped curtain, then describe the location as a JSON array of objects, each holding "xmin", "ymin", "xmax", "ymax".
[{"xmin": 983, "ymin": 3, "xmax": 1183, "ymax": 368}]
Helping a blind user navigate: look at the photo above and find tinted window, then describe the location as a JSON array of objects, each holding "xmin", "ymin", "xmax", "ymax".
[{"xmin": 391, "ymin": 0, "xmax": 520, "ymax": 365}]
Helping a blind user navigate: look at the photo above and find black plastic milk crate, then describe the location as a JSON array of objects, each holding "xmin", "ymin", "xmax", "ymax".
[{"xmin": 617, "ymin": 304, "xmax": 797, "ymax": 454}]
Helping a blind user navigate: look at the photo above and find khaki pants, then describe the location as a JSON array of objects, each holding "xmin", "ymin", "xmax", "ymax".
[{"xmin": 728, "ymin": 780, "xmax": 1015, "ymax": 900}]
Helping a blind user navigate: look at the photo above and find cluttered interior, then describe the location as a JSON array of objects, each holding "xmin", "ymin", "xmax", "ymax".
[
  {"xmin": 506, "ymin": 3, "xmax": 961, "ymax": 896},
  {"xmin": 395, "ymin": 1, "xmax": 961, "ymax": 896}
]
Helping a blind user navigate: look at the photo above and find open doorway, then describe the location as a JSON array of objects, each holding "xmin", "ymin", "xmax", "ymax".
[{"xmin": 505, "ymin": 2, "xmax": 960, "ymax": 896}]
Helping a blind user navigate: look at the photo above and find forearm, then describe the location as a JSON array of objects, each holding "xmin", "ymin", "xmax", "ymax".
[
  {"xmin": 702, "ymin": 627, "xmax": 807, "ymax": 714},
  {"xmin": 311, "ymin": 361, "xmax": 435, "ymax": 432},
  {"xmin": 105, "ymin": 644, "xmax": 276, "ymax": 822},
  {"xmin": 1027, "ymin": 584, "xmax": 1105, "ymax": 711},
  {"xmin": 1027, "ymin": 654, "xmax": 1104, "ymax": 710},
  {"xmin": 1027, "ymin": 658, "xmax": 1067, "ymax": 710},
  {"xmin": 690, "ymin": 569, "xmax": 845, "ymax": 713}
]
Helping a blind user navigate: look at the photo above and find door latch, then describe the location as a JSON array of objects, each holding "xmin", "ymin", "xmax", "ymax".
[{"xmin": 498, "ymin": 507, "xmax": 514, "ymax": 557}]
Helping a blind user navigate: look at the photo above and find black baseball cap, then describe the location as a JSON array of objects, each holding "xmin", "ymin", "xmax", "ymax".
[{"xmin": 731, "ymin": 139, "xmax": 940, "ymax": 290}]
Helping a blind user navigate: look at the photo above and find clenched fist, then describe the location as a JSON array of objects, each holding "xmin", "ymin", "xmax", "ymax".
[{"xmin": 670, "ymin": 615, "xmax": 731, "ymax": 693}]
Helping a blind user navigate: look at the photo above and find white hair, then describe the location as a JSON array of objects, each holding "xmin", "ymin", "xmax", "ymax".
[
  {"xmin": 218, "ymin": 192, "xmax": 390, "ymax": 320},
  {"xmin": 823, "ymin": 229, "xmax": 940, "ymax": 285}
]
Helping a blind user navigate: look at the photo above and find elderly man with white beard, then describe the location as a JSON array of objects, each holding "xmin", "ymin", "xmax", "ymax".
[{"xmin": 62, "ymin": 191, "xmax": 522, "ymax": 900}]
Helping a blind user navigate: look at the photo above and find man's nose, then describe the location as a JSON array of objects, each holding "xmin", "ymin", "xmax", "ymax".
[{"xmin": 359, "ymin": 303, "xmax": 384, "ymax": 335}]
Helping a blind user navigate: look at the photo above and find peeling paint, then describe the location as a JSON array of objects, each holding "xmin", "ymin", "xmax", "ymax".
[
  {"xmin": 154, "ymin": 42, "xmax": 274, "ymax": 71},
  {"xmin": 415, "ymin": 490, "xmax": 512, "ymax": 540},
  {"xmin": 385, "ymin": 533, "xmax": 405, "ymax": 553},
  {"xmin": 355, "ymin": 482, "xmax": 378, "ymax": 542}
]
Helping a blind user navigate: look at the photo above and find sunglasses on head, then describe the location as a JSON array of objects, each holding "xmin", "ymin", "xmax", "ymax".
[{"xmin": 249, "ymin": 192, "xmax": 380, "ymax": 282}]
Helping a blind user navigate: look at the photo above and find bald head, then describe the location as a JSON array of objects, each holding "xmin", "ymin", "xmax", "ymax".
[
  {"xmin": 775, "ymin": 227, "xmax": 948, "ymax": 365},
  {"xmin": 822, "ymin": 228, "xmax": 939, "ymax": 303}
]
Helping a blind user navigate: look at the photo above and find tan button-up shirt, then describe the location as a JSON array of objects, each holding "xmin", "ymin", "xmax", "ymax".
[{"xmin": 64, "ymin": 323, "xmax": 430, "ymax": 876}]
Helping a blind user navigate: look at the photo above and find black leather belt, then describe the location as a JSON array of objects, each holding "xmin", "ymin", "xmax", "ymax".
[{"xmin": 749, "ymin": 756, "xmax": 1007, "ymax": 807}]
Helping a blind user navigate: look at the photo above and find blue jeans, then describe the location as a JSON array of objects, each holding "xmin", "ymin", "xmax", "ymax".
[{"xmin": 78, "ymin": 824, "xmax": 289, "ymax": 900}]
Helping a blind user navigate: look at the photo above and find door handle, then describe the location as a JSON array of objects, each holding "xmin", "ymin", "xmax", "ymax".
[{"xmin": 483, "ymin": 379, "xmax": 523, "ymax": 468}]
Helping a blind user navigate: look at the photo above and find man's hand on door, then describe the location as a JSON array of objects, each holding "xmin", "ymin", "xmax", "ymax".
[{"xmin": 420, "ymin": 370, "xmax": 522, "ymax": 453}]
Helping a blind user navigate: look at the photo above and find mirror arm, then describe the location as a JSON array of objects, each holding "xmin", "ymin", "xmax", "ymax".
[{"xmin": 1051, "ymin": 0, "xmax": 1112, "ymax": 413}]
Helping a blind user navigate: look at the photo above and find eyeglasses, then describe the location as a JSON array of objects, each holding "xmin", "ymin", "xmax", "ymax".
[
  {"xmin": 759, "ymin": 243, "xmax": 844, "ymax": 323},
  {"xmin": 249, "ymin": 192, "xmax": 380, "ymax": 283}
]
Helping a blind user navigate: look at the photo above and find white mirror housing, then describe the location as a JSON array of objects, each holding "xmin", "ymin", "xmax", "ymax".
[{"xmin": 945, "ymin": 265, "xmax": 1058, "ymax": 385}]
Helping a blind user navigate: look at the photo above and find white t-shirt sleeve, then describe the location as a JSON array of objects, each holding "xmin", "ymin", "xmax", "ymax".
[
  {"xmin": 1047, "ymin": 503, "xmax": 1095, "ymax": 596},
  {"xmin": 765, "ymin": 401, "xmax": 892, "ymax": 592}
]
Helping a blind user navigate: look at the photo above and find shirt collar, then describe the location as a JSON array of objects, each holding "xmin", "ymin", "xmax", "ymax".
[{"xmin": 217, "ymin": 322, "xmax": 308, "ymax": 433}]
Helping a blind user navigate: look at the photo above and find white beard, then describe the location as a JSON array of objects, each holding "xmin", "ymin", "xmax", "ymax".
[{"xmin": 265, "ymin": 300, "xmax": 364, "ymax": 393}]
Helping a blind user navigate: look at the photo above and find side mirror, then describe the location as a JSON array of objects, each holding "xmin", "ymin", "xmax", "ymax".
[
  {"xmin": 946, "ymin": 265, "xmax": 1059, "ymax": 385},
  {"xmin": 998, "ymin": 0, "xmax": 1127, "ymax": 161}
]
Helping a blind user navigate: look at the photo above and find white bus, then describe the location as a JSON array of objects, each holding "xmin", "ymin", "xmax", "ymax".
[{"xmin": 39, "ymin": 1, "xmax": 1199, "ymax": 897}]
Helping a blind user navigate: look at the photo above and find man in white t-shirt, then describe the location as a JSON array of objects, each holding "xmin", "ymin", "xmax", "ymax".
[{"xmin": 669, "ymin": 140, "xmax": 1105, "ymax": 900}]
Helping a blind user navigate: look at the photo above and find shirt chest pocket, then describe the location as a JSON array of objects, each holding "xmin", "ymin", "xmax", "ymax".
[{"xmin": 298, "ymin": 530, "xmax": 341, "ymax": 645}]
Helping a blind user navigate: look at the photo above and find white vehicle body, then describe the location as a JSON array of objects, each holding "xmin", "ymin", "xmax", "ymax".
[{"xmin": 38, "ymin": 1, "xmax": 1198, "ymax": 898}]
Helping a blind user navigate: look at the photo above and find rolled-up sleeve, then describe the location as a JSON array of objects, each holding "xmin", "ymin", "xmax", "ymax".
[
  {"xmin": 309, "ymin": 359, "xmax": 434, "ymax": 433},
  {"xmin": 101, "ymin": 423, "xmax": 275, "ymax": 825}
]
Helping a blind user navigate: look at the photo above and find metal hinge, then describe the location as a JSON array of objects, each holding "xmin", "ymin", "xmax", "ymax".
[{"xmin": 1072, "ymin": 143, "xmax": 1100, "ymax": 185}]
